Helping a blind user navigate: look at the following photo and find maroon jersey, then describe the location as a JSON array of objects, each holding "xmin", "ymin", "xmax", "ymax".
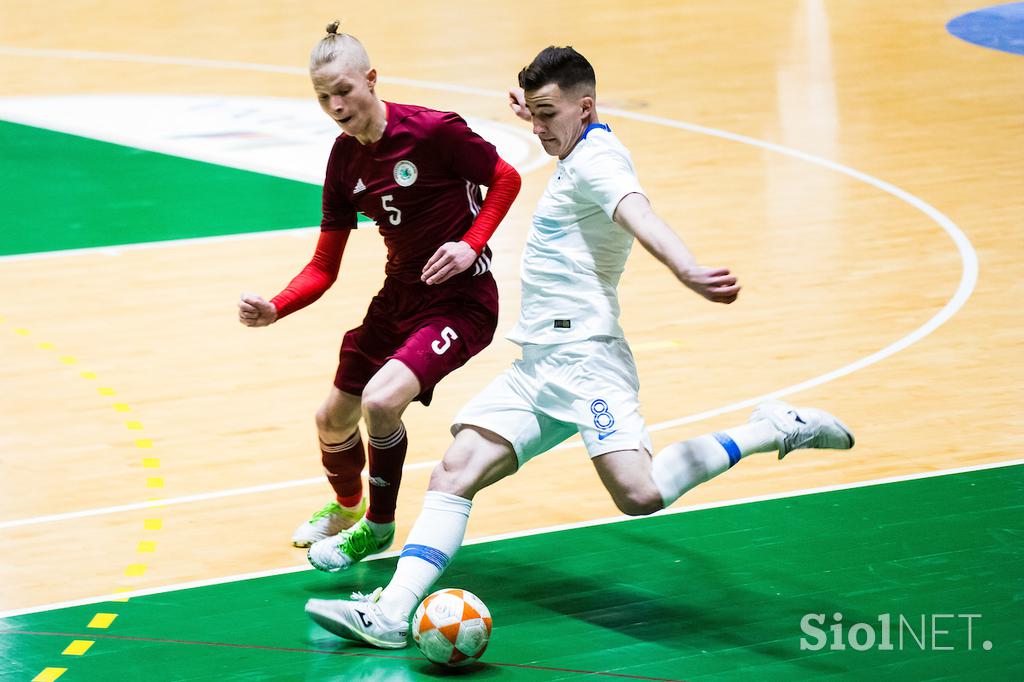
[{"xmin": 320, "ymin": 102, "xmax": 500, "ymax": 284}]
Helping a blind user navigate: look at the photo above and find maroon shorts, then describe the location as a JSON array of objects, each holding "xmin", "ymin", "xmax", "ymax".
[{"xmin": 334, "ymin": 273, "xmax": 499, "ymax": 406}]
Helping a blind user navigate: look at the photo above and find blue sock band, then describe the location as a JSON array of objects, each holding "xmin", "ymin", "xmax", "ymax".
[
  {"xmin": 712, "ymin": 432, "xmax": 742, "ymax": 468},
  {"xmin": 400, "ymin": 544, "xmax": 450, "ymax": 571}
]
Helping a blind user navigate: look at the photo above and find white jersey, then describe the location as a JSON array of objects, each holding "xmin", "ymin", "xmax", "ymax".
[{"xmin": 507, "ymin": 124, "xmax": 645, "ymax": 345}]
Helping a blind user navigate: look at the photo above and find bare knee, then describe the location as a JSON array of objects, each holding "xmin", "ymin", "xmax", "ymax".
[
  {"xmin": 593, "ymin": 449, "xmax": 664, "ymax": 516},
  {"xmin": 360, "ymin": 387, "xmax": 406, "ymax": 429},
  {"xmin": 428, "ymin": 458, "xmax": 475, "ymax": 497},
  {"xmin": 427, "ymin": 428, "xmax": 517, "ymax": 499},
  {"xmin": 611, "ymin": 488, "xmax": 663, "ymax": 517},
  {"xmin": 316, "ymin": 400, "xmax": 359, "ymax": 440}
]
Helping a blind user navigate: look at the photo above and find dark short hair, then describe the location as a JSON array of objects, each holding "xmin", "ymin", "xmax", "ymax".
[{"xmin": 517, "ymin": 46, "xmax": 596, "ymax": 93}]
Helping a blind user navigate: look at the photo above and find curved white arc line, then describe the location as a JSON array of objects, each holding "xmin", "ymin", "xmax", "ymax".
[
  {"xmin": 587, "ymin": 108, "xmax": 979, "ymax": 433},
  {"xmin": 0, "ymin": 46, "xmax": 307, "ymax": 75},
  {"xmin": 0, "ymin": 47, "xmax": 978, "ymax": 441},
  {"xmin": 0, "ymin": 47, "xmax": 516, "ymax": 97}
]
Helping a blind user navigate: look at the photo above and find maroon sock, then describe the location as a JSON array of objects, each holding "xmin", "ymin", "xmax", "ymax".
[
  {"xmin": 320, "ymin": 432, "xmax": 364, "ymax": 505},
  {"xmin": 366, "ymin": 423, "xmax": 408, "ymax": 524}
]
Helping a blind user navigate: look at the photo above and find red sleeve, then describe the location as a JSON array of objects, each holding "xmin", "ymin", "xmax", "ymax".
[
  {"xmin": 270, "ymin": 229, "xmax": 350, "ymax": 319},
  {"xmin": 461, "ymin": 157, "xmax": 521, "ymax": 254}
]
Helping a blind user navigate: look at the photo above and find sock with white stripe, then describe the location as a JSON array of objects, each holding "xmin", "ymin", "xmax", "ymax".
[
  {"xmin": 378, "ymin": 491, "xmax": 472, "ymax": 622},
  {"xmin": 651, "ymin": 420, "xmax": 779, "ymax": 508}
]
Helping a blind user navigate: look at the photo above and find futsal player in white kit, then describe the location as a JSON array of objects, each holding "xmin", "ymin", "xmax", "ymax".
[{"xmin": 305, "ymin": 46, "xmax": 855, "ymax": 648}]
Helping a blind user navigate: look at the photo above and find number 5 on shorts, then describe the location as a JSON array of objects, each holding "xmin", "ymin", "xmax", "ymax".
[{"xmin": 431, "ymin": 326, "xmax": 459, "ymax": 355}]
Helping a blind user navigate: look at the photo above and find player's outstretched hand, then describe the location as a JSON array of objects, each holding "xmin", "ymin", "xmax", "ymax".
[
  {"xmin": 508, "ymin": 88, "xmax": 531, "ymax": 122},
  {"xmin": 238, "ymin": 292, "xmax": 278, "ymax": 327},
  {"xmin": 680, "ymin": 266, "xmax": 741, "ymax": 304},
  {"xmin": 422, "ymin": 241, "xmax": 477, "ymax": 285}
]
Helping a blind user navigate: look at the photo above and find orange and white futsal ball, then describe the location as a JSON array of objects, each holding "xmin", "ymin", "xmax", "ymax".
[{"xmin": 411, "ymin": 588, "xmax": 492, "ymax": 667}]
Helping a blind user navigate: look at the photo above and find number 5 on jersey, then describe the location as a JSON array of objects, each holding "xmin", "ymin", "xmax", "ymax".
[
  {"xmin": 381, "ymin": 194, "xmax": 402, "ymax": 225},
  {"xmin": 432, "ymin": 326, "xmax": 459, "ymax": 355}
]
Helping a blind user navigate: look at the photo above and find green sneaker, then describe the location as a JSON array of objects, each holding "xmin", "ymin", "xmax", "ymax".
[
  {"xmin": 291, "ymin": 498, "xmax": 367, "ymax": 548},
  {"xmin": 307, "ymin": 519, "xmax": 395, "ymax": 573}
]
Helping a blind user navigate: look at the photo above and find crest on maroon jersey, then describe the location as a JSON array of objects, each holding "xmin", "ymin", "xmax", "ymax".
[{"xmin": 393, "ymin": 160, "xmax": 418, "ymax": 187}]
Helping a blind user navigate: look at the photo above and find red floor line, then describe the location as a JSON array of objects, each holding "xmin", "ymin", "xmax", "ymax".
[{"xmin": 2, "ymin": 630, "xmax": 688, "ymax": 681}]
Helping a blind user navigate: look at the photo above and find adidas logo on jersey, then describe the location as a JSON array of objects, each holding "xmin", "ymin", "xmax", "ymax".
[{"xmin": 353, "ymin": 178, "xmax": 367, "ymax": 194}]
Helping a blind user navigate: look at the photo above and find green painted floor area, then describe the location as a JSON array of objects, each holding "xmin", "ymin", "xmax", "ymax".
[
  {"xmin": 0, "ymin": 121, "xmax": 324, "ymax": 256},
  {"xmin": 2, "ymin": 465, "xmax": 1021, "ymax": 681}
]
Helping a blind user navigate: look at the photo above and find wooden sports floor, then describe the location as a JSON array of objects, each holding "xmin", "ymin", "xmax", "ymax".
[{"xmin": 1, "ymin": 1, "xmax": 1021, "ymax": 679}]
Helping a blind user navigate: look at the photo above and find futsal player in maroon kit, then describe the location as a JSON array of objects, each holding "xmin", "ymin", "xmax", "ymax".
[{"xmin": 238, "ymin": 21, "xmax": 521, "ymax": 571}]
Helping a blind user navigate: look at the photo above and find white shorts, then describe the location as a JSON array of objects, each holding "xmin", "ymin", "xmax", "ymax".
[{"xmin": 452, "ymin": 337, "xmax": 653, "ymax": 467}]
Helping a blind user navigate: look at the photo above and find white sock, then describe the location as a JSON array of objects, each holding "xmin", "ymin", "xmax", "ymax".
[
  {"xmin": 378, "ymin": 491, "xmax": 472, "ymax": 622},
  {"xmin": 725, "ymin": 420, "xmax": 779, "ymax": 456},
  {"xmin": 364, "ymin": 517, "xmax": 394, "ymax": 540},
  {"xmin": 651, "ymin": 421, "xmax": 779, "ymax": 508}
]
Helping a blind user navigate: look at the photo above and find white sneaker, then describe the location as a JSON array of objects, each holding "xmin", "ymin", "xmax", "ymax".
[
  {"xmin": 307, "ymin": 518, "xmax": 394, "ymax": 573},
  {"xmin": 305, "ymin": 587, "xmax": 409, "ymax": 649},
  {"xmin": 750, "ymin": 399, "xmax": 855, "ymax": 459},
  {"xmin": 291, "ymin": 498, "xmax": 366, "ymax": 548}
]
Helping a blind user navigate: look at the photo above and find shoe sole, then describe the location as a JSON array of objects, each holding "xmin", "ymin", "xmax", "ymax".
[
  {"xmin": 307, "ymin": 535, "xmax": 396, "ymax": 573},
  {"xmin": 292, "ymin": 516, "xmax": 364, "ymax": 549},
  {"xmin": 306, "ymin": 548, "xmax": 388, "ymax": 573},
  {"xmin": 307, "ymin": 549, "xmax": 350, "ymax": 573},
  {"xmin": 829, "ymin": 414, "xmax": 856, "ymax": 450},
  {"xmin": 305, "ymin": 602, "xmax": 407, "ymax": 649},
  {"xmin": 751, "ymin": 400, "xmax": 855, "ymax": 458}
]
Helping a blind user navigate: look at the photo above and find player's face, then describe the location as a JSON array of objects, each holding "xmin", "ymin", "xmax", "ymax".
[
  {"xmin": 311, "ymin": 60, "xmax": 379, "ymax": 138},
  {"xmin": 524, "ymin": 83, "xmax": 592, "ymax": 159}
]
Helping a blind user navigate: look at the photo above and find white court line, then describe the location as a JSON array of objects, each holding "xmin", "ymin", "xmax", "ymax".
[
  {"xmin": 0, "ymin": 225, "xmax": 320, "ymax": 264},
  {"xmin": 0, "ymin": 46, "xmax": 501, "ymax": 98},
  {"xmin": 2, "ymin": 456, "xmax": 1020, "ymax": 620},
  {"xmin": 583, "ymin": 110, "xmax": 979, "ymax": 435},
  {"xmin": 0, "ymin": 462, "xmax": 438, "ymax": 530},
  {"xmin": 0, "ymin": 50, "xmax": 980, "ymax": 549}
]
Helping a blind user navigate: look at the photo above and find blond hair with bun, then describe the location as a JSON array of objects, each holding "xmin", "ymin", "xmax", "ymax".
[{"xmin": 310, "ymin": 20, "xmax": 371, "ymax": 72}]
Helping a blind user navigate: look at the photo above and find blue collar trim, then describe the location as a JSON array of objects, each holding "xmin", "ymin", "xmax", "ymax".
[{"xmin": 581, "ymin": 123, "xmax": 611, "ymax": 140}]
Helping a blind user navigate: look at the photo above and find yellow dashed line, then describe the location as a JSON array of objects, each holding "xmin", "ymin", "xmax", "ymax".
[
  {"xmin": 87, "ymin": 613, "xmax": 118, "ymax": 629},
  {"xmin": 124, "ymin": 564, "xmax": 147, "ymax": 577},
  {"xmin": 12, "ymin": 325, "xmax": 169, "ymax": 674},
  {"xmin": 110, "ymin": 587, "xmax": 135, "ymax": 603},
  {"xmin": 62, "ymin": 640, "xmax": 94, "ymax": 656}
]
